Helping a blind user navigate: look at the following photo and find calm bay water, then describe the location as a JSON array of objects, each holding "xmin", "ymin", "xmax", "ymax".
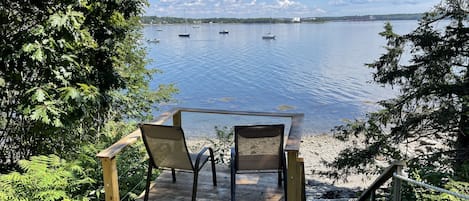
[{"xmin": 143, "ymin": 21, "xmax": 417, "ymax": 136}]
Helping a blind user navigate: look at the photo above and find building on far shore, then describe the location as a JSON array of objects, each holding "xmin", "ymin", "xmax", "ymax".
[{"xmin": 292, "ymin": 17, "xmax": 301, "ymax": 23}]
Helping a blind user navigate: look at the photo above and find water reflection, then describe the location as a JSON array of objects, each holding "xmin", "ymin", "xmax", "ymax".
[{"xmin": 144, "ymin": 21, "xmax": 417, "ymax": 135}]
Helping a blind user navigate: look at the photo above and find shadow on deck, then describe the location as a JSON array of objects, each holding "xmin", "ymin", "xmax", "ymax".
[{"xmin": 138, "ymin": 165, "xmax": 284, "ymax": 201}]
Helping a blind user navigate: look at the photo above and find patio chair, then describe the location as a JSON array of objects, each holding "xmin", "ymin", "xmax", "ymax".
[
  {"xmin": 230, "ymin": 124, "xmax": 286, "ymax": 201},
  {"xmin": 139, "ymin": 124, "xmax": 217, "ymax": 201}
]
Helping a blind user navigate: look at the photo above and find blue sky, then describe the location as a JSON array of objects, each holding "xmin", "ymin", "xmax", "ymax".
[{"xmin": 145, "ymin": 0, "xmax": 442, "ymax": 18}]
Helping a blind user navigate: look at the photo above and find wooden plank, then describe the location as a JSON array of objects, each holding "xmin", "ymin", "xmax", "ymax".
[
  {"xmin": 173, "ymin": 110, "xmax": 182, "ymax": 127},
  {"xmin": 179, "ymin": 107, "xmax": 302, "ymax": 118},
  {"xmin": 139, "ymin": 165, "xmax": 284, "ymax": 201},
  {"xmin": 297, "ymin": 157, "xmax": 306, "ymax": 201},
  {"xmin": 101, "ymin": 158, "xmax": 119, "ymax": 201},
  {"xmin": 285, "ymin": 114, "xmax": 303, "ymax": 151}
]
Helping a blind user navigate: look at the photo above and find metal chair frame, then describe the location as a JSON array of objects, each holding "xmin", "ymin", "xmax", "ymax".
[
  {"xmin": 140, "ymin": 124, "xmax": 217, "ymax": 201},
  {"xmin": 230, "ymin": 124, "xmax": 287, "ymax": 201}
]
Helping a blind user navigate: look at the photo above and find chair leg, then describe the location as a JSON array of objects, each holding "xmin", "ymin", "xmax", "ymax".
[
  {"xmin": 171, "ymin": 168, "xmax": 176, "ymax": 183},
  {"xmin": 231, "ymin": 148, "xmax": 236, "ymax": 201},
  {"xmin": 192, "ymin": 170, "xmax": 199, "ymax": 201},
  {"xmin": 278, "ymin": 171, "xmax": 282, "ymax": 187},
  {"xmin": 231, "ymin": 169, "xmax": 235, "ymax": 201},
  {"xmin": 144, "ymin": 162, "xmax": 153, "ymax": 201},
  {"xmin": 209, "ymin": 148, "xmax": 217, "ymax": 186},
  {"xmin": 282, "ymin": 154, "xmax": 288, "ymax": 200}
]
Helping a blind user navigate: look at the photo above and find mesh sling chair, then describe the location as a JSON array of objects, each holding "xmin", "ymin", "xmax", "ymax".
[
  {"xmin": 230, "ymin": 124, "xmax": 287, "ymax": 201},
  {"xmin": 139, "ymin": 124, "xmax": 217, "ymax": 201}
]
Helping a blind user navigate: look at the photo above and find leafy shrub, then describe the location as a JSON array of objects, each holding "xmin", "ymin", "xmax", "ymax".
[
  {"xmin": 1, "ymin": 0, "xmax": 174, "ymax": 200},
  {"xmin": 77, "ymin": 121, "xmax": 157, "ymax": 201},
  {"xmin": 401, "ymin": 161, "xmax": 469, "ymax": 200},
  {"xmin": 0, "ymin": 0, "xmax": 177, "ymax": 170},
  {"xmin": 0, "ymin": 121, "xmax": 157, "ymax": 201},
  {"xmin": 0, "ymin": 155, "xmax": 93, "ymax": 201},
  {"xmin": 207, "ymin": 126, "xmax": 234, "ymax": 164}
]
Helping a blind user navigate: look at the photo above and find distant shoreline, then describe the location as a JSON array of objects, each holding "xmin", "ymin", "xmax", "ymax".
[{"xmin": 141, "ymin": 13, "xmax": 422, "ymax": 24}]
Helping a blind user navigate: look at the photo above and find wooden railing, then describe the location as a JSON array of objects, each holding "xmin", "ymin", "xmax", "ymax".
[
  {"xmin": 357, "ymin": 161, "xmax": 405, "ymax": 201},
  {"xmin": 96, "ymin": 107, "xmax": 305, "ymax": 201}
]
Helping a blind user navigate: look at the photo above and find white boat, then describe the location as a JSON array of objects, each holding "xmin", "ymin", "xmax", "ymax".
[
  {"xmin": 263, "ymin": 17, "xmax": 275, "ymax": 40},
  {"xmin": 262, "ymin": 33, "xmax": 275, "ymax": 40}
]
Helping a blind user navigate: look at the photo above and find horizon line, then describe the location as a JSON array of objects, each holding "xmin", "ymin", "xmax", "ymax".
[{"xmin": 142, "ymin": 13, "xmax": 423, "ymax": 19}]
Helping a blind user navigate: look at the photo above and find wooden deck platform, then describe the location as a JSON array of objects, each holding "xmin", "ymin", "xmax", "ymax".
[{"xmin": 138, "ymin": 165, "xmax": 285, "ymax": 201}]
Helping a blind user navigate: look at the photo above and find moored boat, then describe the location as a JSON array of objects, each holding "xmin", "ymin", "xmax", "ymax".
[
  {"xmin": 146, "ymin": 39, "xmax": 160, "ymax": 43},
  {"xmin": 262, "ymin": 33, "xmax": 275, "ymax": 40},
  {"xmin": 219, "ymin": 30, "xmax": 229, "ymax": 34}
]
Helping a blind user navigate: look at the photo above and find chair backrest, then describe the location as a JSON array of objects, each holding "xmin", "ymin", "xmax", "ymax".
[
  {"xmin": 234, "ymin": 124, "xmax": 285, "ymax": 171},
  {"xmin": 140, "ymin": 124, "xmax": 194, "ymax": 170}
]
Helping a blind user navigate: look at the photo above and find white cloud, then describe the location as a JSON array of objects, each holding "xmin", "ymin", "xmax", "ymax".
[
  {"xmin": 184, "ymin": 0, "xmax": 205, "ymax": 6},
  {"xmin": 146, "ymin": 0, "xmax": 441, "ymax": 18},
  {"xmin": 328, "ymin": 0, "xmax": 347, "ymax": 6},
  {"xmin": 278, "ymin": 0, "xmax": 299, "ymax": 8},
  {"xmin": 314, "ymin": 7, "xmax": 326, "ymax": 14},
  {"xmin": 329, "ymin": 0, "xmax": 381, "ymax": 6}
]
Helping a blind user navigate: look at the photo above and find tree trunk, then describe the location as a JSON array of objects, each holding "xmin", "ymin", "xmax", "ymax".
[
  {"xmin": 456, "ymin": 130, "xmax": 469, "ymax": 165},
  {"xmin": 456, "ymin": 74, "xmax": 469, "ymax": 170}
]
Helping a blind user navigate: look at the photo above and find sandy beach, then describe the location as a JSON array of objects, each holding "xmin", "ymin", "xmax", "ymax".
[{"xmin": 299, "ymin": 134, "xmax": 376, "ymax": 199}]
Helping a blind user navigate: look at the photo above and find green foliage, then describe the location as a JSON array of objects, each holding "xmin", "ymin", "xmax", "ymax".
[
  {"xmin": 1, "ymin": 0, "xmax": 175, "ymax": 200},
  {"xmin": 0, "ymin": 0, "xmax": 177, "ymax": 170},
  {"xmin": 0, "ymin": 155, "xmax": 93, "ymax": 201},
  {"xmin": 207, "ymin": 126, "xmax": 234, "ymax": 164},
  {"xmin": 0, "ymin": 121, "xmax": 152, "ymax": 201},
  {"xmin": 76, "ymin": 121, "xmax": 156, "ymax": 201},
  {"xmin": 402, "ymin": 163, "xmax": 469, "ymax": 200},
  {"xmin": 328, "ymin": 0, "xmax": 469, "ymax": 198}
]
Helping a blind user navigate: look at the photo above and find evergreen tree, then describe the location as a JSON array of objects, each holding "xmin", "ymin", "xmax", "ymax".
[{"xmin": 329, "ymin": 0, "xmax": 469, "ymax": 195}]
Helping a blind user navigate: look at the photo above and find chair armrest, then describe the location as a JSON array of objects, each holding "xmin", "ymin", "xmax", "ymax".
[{"xmin": 194, "ymin": 147, "xmax": 214, "ymax": 170}]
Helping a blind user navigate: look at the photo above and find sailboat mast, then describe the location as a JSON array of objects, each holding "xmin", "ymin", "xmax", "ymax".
[{"xmin": 178, "ymin": 8, "xmax": 190, "ymax": 37}]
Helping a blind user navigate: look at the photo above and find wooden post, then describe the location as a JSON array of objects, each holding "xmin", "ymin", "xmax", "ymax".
[
  {"xmin": 287, "ymin": 150, "xmax": 300, "ymax": 201},
  {"xmin": 298, "ymin": 157, "xmax": 306, "ymax": 201},
  {"xmin": 173, "ymin": 110, "xmax": 182, "ymax": 127},
  {"xmin": 101, "ymin": 157, "xmax": 120, "ymax": 201},
  {"xmin": 392, "ymin": 163, "xmax": 404, "ymax": 201}
]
